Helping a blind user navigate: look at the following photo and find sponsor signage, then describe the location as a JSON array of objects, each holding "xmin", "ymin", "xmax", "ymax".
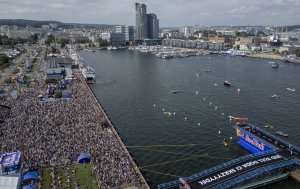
[
  {"xmin": 198, "ymin": 154, "xmax": 282, "ymax": 186},
  {"xmin": 236, "ymin": 129, "xmax": 270, "ymax": 151},
  {"xmin": 0, "ymin": 152, "xmax": 21, "ymax": 167}
]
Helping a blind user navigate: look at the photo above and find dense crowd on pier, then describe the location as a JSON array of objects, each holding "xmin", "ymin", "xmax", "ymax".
[{"xmin": 0, "ymin": 59, "xmax": 141, "ymax": 188}]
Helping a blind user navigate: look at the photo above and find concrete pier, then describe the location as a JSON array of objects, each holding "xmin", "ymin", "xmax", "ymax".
[
  {"xmin": 247, "ymin": 53, "xmax": 284, "ymax": 61},
  {"xmin": 83, "ymin": 79, "xmax": 150, "ymax": 189}
]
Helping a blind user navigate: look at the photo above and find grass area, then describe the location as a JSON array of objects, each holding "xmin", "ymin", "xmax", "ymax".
[
  {"xmin": 41, "ymin": 164, "xmax": 99, "ymax": 189},
  {"xmin": 76, "ymin": 164, "xmax": 99, "ymax": 189},
  {"xmin": 41, "ymin": 168, "xmax": 52, "ymax": 189}
]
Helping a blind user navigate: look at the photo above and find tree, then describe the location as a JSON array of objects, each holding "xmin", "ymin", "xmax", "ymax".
[
  {"xmin": 0, "ymin": 54, "xmax": 9, "ymax": 63},
  {"xmin": 51, "ymin": 46, "xmax": 60, "ymax": 54},
  {"xmin": 29, "ymin": 34, "xmax": 38, "ymax": 44},
  {"xmin": 296, "ymin": 50, "xmax": 300, "ymax": 57},
  {"xmin": 45, "ymin": 34, "xmax": 55, "ymax": 45},
  {"xmin": 98, "ymin": 39, "xmax": 108, "ymax": 47},
  {"xmin": 60, "ymin": 38, "xmax": 70, "ymax": 48}
]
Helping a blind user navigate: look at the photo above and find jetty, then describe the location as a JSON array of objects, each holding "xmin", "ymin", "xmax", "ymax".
[{"xmin": 158, "ymin": 123, "xmax": 300, "ymax": 189}]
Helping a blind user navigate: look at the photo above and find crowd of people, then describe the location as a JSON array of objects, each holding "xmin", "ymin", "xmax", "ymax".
[{"xmin": 0, "ymin": 55, "xmax": 143, "ymax": 188}]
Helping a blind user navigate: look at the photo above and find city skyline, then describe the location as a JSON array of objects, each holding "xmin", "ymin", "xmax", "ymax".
[{"xmin": 0, "ymin": 0, "xmax": 299, "ymax": 26}]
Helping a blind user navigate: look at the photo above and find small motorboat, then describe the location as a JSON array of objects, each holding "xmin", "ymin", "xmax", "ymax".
[
  {"xmin": 271, "ymin": 94, "xmax": 280, "ymax": 98},
  {"xmin": 264, "ymin": 124, "xmax": 273, "ymax": 129},
  {"xmin": 276, "ymin": 131, "xmax": 288, "ymax": 137},
  {"xmin": 272, "ymin": 62, "xmax": 279, "ymax": 68},
  {"xmin": 172, "ymin": 90, "xmax": 180, "ymax": 94},
  {"xmin": 287, "ymin": 88, "xmax": 296, "ymax": 92},
  {"xmin": 163, "ymin": 112, "xmax": 173, "ymax": 117},
  {"xmin": 224, "ymin": 80, "xmax": 231, "ymax": 86},
  {"xmin": 204, "ymin": 69, "xmax": 211, "ymax": 73}
]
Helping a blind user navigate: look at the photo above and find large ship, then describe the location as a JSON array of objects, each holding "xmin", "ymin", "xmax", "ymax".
[
  {"xmin": 81, "ymin": 65, "xmax": 96, "ymax": 83},
  {"xmin": 284, "ymin": 57, "xmax": 300, "ymax": 63}
]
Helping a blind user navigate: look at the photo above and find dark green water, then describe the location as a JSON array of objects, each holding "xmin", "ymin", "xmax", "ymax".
[{"xmin": 80, "ymin": 49, "xmax": 300, "ymax": 188}]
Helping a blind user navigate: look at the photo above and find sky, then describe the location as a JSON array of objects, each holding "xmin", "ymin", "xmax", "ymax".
[{"xmin": 0, "ymin": 0, "xmax": 299, "ymax": 26}]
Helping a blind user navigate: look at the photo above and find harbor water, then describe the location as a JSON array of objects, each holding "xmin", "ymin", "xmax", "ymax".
[{"xmin": 79, "ymin": 49, "xmax": 300, "ymax": 188}]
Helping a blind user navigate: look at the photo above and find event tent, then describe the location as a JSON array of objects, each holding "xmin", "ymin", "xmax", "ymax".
[
  {"xmin": 23, "ymin": 172, "xmax": 38, "ymax": 182},
  {"xmin": 77, "ymin": 153, "xmax": 91, "ymax": 163}
]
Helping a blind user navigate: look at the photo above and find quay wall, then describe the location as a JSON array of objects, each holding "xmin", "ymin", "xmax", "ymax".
[
  {"xmin": 83, "ymin": 80, "xmax": 150, "ymax": 189},
  {"xmin": 247, "ymin": 53, "xmax": 284, "ymax": 61}
]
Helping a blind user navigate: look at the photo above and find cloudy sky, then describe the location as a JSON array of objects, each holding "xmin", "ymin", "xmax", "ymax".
[{"xmin": 0, "ymin": 0, "xmax": 299, "ymax": 26}]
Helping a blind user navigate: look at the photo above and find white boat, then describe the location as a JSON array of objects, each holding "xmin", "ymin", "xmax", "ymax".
[
  {"xmin": 276, "ymin": 131, "xmax": 288, "ymax": 137},
  {"xmin": 271, "ymin": 94, "xmax": 280, "ymax": 98},
  {"xmin": 223, "ymin": 50, "xmax": 233, "ymax": 55},
  {"xmin": 81, "ymin": 65, "xmax": 96, "ymax": 83},
  {"xmin": 179, "ymin": 53, "xmax": 189, "ymax": 58},
  {"xmin": 287, "ymin": 88, "xmax": 296, "ymax": 92},
  {"xmin": 171, "ymin": 90, "xmax": 180, "ymax": 94},
  {"xmin": 224, "ymin": 80, "xmax": 231, "ymax": 86},
  {"xmin": 107, "ymin": 46, "xmax": 112, "ymax": 50},
  {"xmin": 161, "ymin": 54, "xmax": 173, "ymax": 59},
  {"xmin": 284, "ymin": 57, "xmax": 300, "ymax": 63},
  {"xmin": 272, "ymin": 62, "xmax": 279, "ymax": 68}
]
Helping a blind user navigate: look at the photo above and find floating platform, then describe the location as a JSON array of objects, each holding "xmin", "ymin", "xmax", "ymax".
[
  {"xmin": 290, "ymin": 170, "xmax": 300, "ymax": 182},
  {"xmin": 158, "ymin": 123, "xmax": 300, "ymax": 189},
  {"xmin": 239, "ymin": 173, "xmax": 289, "ymax": 189}
]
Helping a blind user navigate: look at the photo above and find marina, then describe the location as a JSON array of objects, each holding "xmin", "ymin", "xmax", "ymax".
[
  {"xmin": 80, "ymin": 49, "xmax": 300, "ymax": 188},
  {"xmin": 130, "ymin": 45, "xmax": 216, "ymax": 59}
]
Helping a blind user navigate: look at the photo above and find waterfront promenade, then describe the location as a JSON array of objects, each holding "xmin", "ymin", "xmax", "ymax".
[
  {"xmin": 247, "ymin": 53, "xmax": 284, "ymax": 61},
  {"xmin": 0, "ymin": 47, "xmax": 148, "ymax": 188}
]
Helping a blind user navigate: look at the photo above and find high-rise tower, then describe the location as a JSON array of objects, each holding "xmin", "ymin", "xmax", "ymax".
[
  {"xmin": 135, "ymin": 3, "xmax": 148, "ymax": 40},
  {"xmin": 147, "ymin": 13, "xmax": 159, "ymax": 39}
]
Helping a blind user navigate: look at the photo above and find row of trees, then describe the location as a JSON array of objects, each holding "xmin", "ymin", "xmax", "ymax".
[
  {"xmin": 45, "ymin": 34, "xmax": 112, "ymax": 49},
  {"xmin": 0, "ymin": 34, "xmax": 38, "ymax": 46},
  {"xmin": 98, "ymin": 38, "xmax": 109, "ymax": 47}
]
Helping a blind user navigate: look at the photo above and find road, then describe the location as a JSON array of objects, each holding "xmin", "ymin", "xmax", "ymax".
[{"xmin": 0, "ymin": 46, "xmax": 32, "ymax": 84}]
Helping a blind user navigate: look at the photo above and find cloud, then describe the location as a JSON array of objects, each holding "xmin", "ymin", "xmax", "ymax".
[
  {"xmin": 48, "ymin": 3, "xmax": 67, "ymax": 9},
  {"xmin": 0, "ymin": 0, "xmax": 298, "ymax": 26}
]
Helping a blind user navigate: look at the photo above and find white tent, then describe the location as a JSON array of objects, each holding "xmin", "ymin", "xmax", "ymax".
[{"xmin": 0, "ymin": 177, "xmax": 19, "ymax": 189}]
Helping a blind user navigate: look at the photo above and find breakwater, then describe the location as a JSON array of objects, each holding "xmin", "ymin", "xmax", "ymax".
[{"xmin": 84, "ymin": 79, "xmax": 149, "ymax": 189}]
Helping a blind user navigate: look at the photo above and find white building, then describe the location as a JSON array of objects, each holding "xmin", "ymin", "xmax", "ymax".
[
  {"xmin": 115, "ymin": 26, "xmax": 134, "ymax": 42},
  {"xmin": 101, "ymin": 32, "xmax": 125, "ymax": 45},
  {"xmin": 6, "ymin": 29, "xmax": 31, "ymax": 39},
  {"xmin": 91, "ymin": 35, "xmax": 99, "ymax": 43},
  {"xmin": 180, "ymin": 26, "xmax": 191, "ymax": 37}
]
